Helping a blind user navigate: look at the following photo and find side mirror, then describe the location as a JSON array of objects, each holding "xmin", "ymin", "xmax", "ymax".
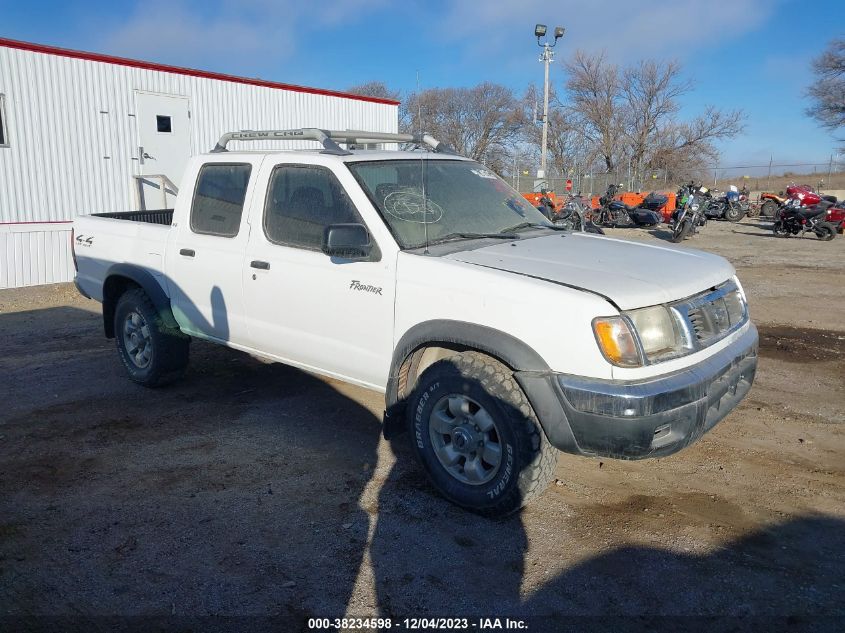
[{"xmin": 322, "ymin": 223, "xmax": 372, "ymax": 259}]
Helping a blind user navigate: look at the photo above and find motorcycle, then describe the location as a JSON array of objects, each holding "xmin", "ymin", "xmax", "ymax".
[
  {"xmin": 554, "ymin": 193, "xmax": 605, "ymax": 235},
  {"xmin": 703, "ymin": 185, "xmax": 746, "ymax": 222},
  {"xmin": 760, "ymin": 184, "xmax": 838, "ymax": 219},
  {"xmin": 669, "ymin": 186, "xmax": 708, "ymax": 242},
  {"xmin": 593, "ymin": 184, "xmax": 662, "ymax": 228},
  {"xmin": 772, "ymin": 199, "xmax": 838, "ymax": 240}
]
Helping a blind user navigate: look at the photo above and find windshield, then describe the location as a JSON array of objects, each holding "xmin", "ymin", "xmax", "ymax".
[{"xmin": 347, "ymin": 159, "xmax": 551, "ymax": 249}]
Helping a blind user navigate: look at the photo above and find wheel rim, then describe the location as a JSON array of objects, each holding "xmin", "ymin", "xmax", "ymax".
[
  {"xmin": 428, "ymin": 394, "xmax": 503, "ymax": 486},
  {"xmin": 122, "ymin": 311, "xmax": 153, "ymax": 369}
]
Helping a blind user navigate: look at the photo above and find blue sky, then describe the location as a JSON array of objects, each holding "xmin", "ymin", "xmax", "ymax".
[{"xmin": 4, "ymin": 0, "xmax": 844, "ymax": 169}]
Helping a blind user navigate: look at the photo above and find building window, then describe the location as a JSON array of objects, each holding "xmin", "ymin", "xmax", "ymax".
[
  {"xmin": 156, "ymin": 115, "xmax": 172, "ymax": 133},
  {"xmin": 0, "ymin": 94, "xmax": 8, "ymax": 147},
  {"xmin": 190, "ymin": 163, "xmax": 252, "ymax": 237}
]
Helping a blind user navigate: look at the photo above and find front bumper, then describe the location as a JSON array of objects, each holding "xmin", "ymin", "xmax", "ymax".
[{"xmin": 516, "ymin": 323, "xmax": 758, "ymax": 459}]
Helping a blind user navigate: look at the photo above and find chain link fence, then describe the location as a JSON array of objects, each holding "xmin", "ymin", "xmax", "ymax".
[{"xmin": 505, "ymin": 159, "xmax": 845, "ymax": 198}]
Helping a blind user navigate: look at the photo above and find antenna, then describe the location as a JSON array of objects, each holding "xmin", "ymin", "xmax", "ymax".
[{"xmin": 418, "ymin": 70, "xmax": 430, "ymax": 255}]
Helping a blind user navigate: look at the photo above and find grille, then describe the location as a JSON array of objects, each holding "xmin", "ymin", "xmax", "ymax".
[{"xmin": 673, "ymin": 282, "xmax": 747, "ymax": 349}]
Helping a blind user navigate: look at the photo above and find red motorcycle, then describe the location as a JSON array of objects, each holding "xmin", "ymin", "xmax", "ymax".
[{"xmin": 762, "ymin": 184, "xmax": 838, "ymax": 220}]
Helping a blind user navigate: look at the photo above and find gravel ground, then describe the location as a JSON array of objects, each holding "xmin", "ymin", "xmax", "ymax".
[{"xmin": 1, "ymin": 217, "xmax": 844, "ymax": 632}]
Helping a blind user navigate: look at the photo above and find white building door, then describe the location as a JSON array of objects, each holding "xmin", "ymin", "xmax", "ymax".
[{"xmin": 134, "ymin": 91, "xmax": 191, "ymax": 209}]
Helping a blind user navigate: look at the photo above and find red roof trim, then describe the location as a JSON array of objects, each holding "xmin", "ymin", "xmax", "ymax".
[{"xmin": 0, "ymin": 37, "xmax": 400, "ymax": 106}]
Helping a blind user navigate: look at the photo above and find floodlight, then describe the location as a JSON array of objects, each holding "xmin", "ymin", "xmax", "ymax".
[{"xmin": 535, "ymin": 24, "xmax": 547, "ymax": 37}]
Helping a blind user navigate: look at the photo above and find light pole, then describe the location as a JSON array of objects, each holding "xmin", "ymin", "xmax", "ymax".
[{"xmin": 535, "ymin": 23, "xmax": 564, "ymax": 180}]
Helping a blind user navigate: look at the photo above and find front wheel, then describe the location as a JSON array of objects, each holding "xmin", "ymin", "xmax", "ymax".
[
  {"xmin": 114, "ymin": 288, "xmax": 190, "ymax": 387},
  {"xmin": 724, "ymin": 206, "xmax": 744, "ymax": 222},
  {"xmin": 772, "ymin": 221, "xmax": 790, "ymax": 237},
  {"xmin": 670, "ymin": 219, "xmax": 691, "ymax": 242},
  {"xmin": 815, "ymin": 222, "xmax": 837, "ymax": 241},
  {"xmin": 408, "ymin": 352, "xmax": 558, "ymax": 517}
]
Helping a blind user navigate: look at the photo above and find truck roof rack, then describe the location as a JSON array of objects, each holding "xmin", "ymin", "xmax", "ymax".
[{"xmin": 210, "ymin": 128, "xmax": 458, "ymax": 156}]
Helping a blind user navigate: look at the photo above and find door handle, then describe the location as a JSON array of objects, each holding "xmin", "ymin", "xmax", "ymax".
[
  {"xmin": 250, "ymin": 260, "xmax": 270, "ymax": 270},
  {"xmin": 179, "ymin": 248, "xmax": 195, "ymax": 257}
]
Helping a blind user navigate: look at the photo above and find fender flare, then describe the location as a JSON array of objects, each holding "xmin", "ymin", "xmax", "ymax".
[
  {"xmin": 383, "ymin": 319, "xmax": 550, "ymax": 434},
  {"xmin": 102, "ymin": 264, "xmax": 178, "ymax": 338}
]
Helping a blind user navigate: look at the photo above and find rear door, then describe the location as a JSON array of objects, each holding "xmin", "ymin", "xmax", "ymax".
[
  {"xmin": 168, "ymin": 157, "xmax": 262, "ymax": 345},
  {"xmin": 242, "ymin": 159, "xmax": 396, "ymax": 389},
  {"xmin": 135, "ymin": 91, "xmax": 191, "ymax": 208}
]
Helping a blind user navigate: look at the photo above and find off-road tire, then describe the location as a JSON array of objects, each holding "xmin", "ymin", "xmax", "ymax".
[
  {"xmin": 761, "ymin": 199, "xmax": 778, "ymax": 219},
  {"xmin": 815, "ymin": 222, "xmax": 837, "ymax": 241},
  {"xmin": 408, "ymin": 352, "xmax": 558, "ymax": 517},
  {"xmin": 114, "ymin": 287, "xmax": 189, "ymax": 387}
]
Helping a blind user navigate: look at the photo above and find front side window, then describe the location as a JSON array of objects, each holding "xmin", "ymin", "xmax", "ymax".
[
  {"xmin": 264, "ymin": 164, "xmax": 364, "ymax": 251},
  {"xmin": 190, "ymin": 163, "xmax": 252, "ymax": 237},
  {"xmin": 0, "ymin": 94, "xmax": 8, "ymax": 147},
  {"xmin": 347, "ymin": 159, "xmax": 549, "ymax": 249}
]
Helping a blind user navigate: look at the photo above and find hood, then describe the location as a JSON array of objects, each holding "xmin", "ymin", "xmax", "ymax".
[{"xmin": 445, "ymin": 233, "xmax": 735, "ymax": 311}]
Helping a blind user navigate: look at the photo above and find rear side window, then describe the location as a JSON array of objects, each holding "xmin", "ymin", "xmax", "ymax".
[
  {"xmin": 190, "ymin": 163, "xmax": 252, "ymax": 237},
  {"xmin": 264, "ymin": 165, "xmax": 362, "ymax": 250}
]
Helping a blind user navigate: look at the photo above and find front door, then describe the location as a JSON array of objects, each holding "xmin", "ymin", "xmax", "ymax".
[
  {"xmin": 135, "ymin": 91, "xmax": 191, "ymax": 208},
  {"xmin": 242, "ymin": 160, "xmax": 395, "ymax": 389}
]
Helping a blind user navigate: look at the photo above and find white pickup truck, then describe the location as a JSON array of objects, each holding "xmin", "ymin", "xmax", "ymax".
[{"xmin": 74, "ymin": 128, "xmax": 758, "ymax": 516}]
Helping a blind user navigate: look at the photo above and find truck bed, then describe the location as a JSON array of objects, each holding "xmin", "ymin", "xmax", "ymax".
[{"xmin": 92, "ymin": 209, "xmax": 174, "ymax": 226}]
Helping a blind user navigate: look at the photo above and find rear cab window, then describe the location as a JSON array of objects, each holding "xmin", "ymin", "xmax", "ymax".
[{"xmin": 190, "ymin": 163, "xmax": 253, "ymax": 237}]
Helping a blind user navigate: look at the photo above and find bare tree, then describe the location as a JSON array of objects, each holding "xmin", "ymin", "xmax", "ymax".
[
  {"xmin": 345, "ymin": 81, "xmax": 401, "ymax": 102},
  {"xmin": 564, "ymin": 51, "xmax": 625, "ymax": 172},
  {"xmin": 405, "ymin": 83, "xmax": 522, "ymax": 171},
  {"xmin": 807, "ymin": 37, "xmax": 845, "ymax": 143},
  {"xmin": 622, "ymin": 60, "xmax": 689, "ymax": 183}
]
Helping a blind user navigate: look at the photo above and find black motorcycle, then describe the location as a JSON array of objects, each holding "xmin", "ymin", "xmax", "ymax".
[
  {"xmin": 554, "ymin": 193, "xmax": 605, "ymax": 235},
  {"xmin": 670, "ymin": 186, "xmax": 708, "ymax": 242},
  {"xmin": 593, "ymin": 184, "xmax": 662, "ymax": 228},
  {"xmin": 772, "ymin": 200, "xmax": 837, "ymax": 241},
  {"xmin": 703, "ymin": 188, "xmax": 746, "ymax": 222}
]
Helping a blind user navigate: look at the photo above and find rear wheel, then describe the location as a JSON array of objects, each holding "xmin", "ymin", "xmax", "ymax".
[
  {"xmin": 761, "ymin": 199, "xmax": 778, "ymax": 219},
  {"xmin": 815, "ymin": 222, "xmax": 836, "ymax": 241},
  {"xmin": 114, "ymin": 287, "xmax": 189, "ymax": 387},
  {"xmin": 407, "ymin": 352, "xmax": 558, "ymax": 517}
]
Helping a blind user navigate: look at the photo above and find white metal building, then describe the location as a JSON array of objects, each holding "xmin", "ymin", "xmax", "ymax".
[{"xmin": 0, "ymin": 37, "xmax": 398, "ymax": 289}]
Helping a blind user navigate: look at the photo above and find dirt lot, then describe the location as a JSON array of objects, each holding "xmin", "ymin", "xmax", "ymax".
[{"xmin": 1, "ymin": 218, "xmax": 844, "ymax": 631}]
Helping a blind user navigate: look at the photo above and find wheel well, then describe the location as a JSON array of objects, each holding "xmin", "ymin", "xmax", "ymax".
[
  {"xmin": 396, "ymin": 344, "xmax": 514, "ymax": 405},
  {"xmin": 102, "ymin": 276, "xmax": 139, "ymax": 338}
]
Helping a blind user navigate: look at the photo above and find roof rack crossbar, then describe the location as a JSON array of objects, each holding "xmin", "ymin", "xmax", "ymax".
[
  {"xmin": 211, "ymin": 128, "xmax": 458, "ymax": 155},
  {"xmin": 211, "ymin": 128, "xmax": 351, "ymax": 155}
]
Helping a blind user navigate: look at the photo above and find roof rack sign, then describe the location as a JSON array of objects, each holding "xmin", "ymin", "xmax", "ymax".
[{"xmin": 211, "ymin": 128, "xmax": 458, "ymax": 156}]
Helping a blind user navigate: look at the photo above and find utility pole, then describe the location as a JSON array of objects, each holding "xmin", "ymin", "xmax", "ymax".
[{"xmin": 534, "ymin": 24, "xmax": 564, "ymax": 180}]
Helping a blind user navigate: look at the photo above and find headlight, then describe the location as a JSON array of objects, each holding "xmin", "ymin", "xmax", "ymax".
[
  {"xmin": 626, "ymin": 305, "xmax": 683, "ymax": 359},
  {"xmin": 691, "ymin": 203, "xmax": 700, "ymax": 211},
  {"xmin": 592, "ymin": 316, "xmax": 642, "ymax": 367}
]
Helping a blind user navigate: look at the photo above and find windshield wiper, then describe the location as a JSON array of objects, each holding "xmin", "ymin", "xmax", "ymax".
[
  {"xmin": 424, "ymin": 232, "xmax": 519, "ymax": 247},
  {"xmin": 500, "ymin": 222, "xmax": 565, "ymax": 233}
]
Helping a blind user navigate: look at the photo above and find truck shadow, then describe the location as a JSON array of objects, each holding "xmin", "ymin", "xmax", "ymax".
[
  {"xmin": 2, "ymin": 302, "xmax": 843, "ymax": 630},
  {"xmin": 0, "ymin": 303, "xmax": 382, "ymax": 623},
  {"xmin": 372, "ymin": 434, "xmax": 845, "ymax": 625}
]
